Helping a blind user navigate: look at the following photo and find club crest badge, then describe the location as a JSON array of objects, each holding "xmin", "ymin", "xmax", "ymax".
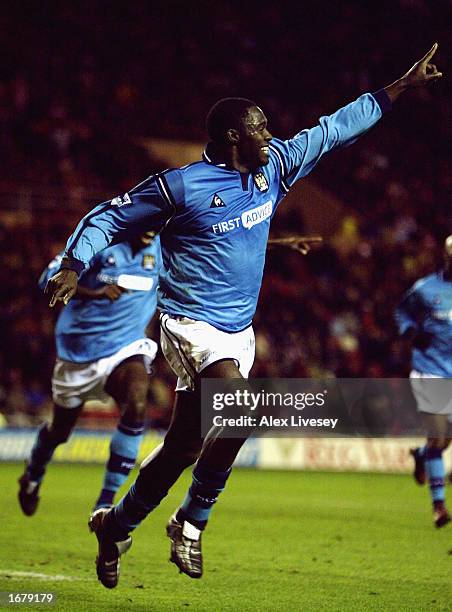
[
  {"xmin": 142, "ymin": 254, "xmax": 156, "ymax": 270},
  {"xmin": 254, "ymin": 172, "xmax": 269, "ymax": 192}
]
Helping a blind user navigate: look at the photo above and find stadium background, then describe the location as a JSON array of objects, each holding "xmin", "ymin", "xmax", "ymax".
[
  {"xmin": 1, "ymin": 2, "xmax": 451, "ymax": 609},
  {"xmin": 1, "ymin": 0, "xmax": 450, "ymax": 417},
  {"xmin": 1, "ymin": 0, "xmax": 450, "ymax": 450}
]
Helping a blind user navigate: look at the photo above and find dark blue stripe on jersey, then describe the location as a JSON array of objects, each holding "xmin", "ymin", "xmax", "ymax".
[
  {"xmin": 130, "ymin": 174, "xmax": 174, "ymax": 218},
  {"xmin": 269, "ymin": 142, "xmax": 288, "ymax": 177},
  {"xmin": 269, "ymin": 143, "xmax": 290, "ymax": 192},
  {"xmin": 66, "ymin": 202, "xmax": 113, "ymax": 259},
  {"xmin": 372, "ymin": 89, "xmax": 392, "ymax": 114},
  {"xmin": 128, "ymin": 174, "xmax": 156, "ymax": 195},
  {"xmin": 157, "ymin": 172, "xmax": 177, "ymax": 208}
]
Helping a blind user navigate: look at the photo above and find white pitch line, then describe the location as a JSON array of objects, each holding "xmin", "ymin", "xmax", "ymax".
[{"xmin": 0, "ymin": 570, "xmax": 93, "ymax": 581}]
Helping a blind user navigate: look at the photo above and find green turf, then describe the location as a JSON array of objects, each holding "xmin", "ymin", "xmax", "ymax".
[{"xmin": 0, "ymin": 463, "xmax": 451, "ymax": 611}]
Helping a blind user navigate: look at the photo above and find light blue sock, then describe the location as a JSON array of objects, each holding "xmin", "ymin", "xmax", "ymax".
[
  {"xmin": 176, "ymin": 463, "xmax": 231, "ymax": 529},
  {"xmin": 425, "ymin": 447, "xmax": 445, "ymax": 504},
  {"xmin": 95, "ymin": 418, "xmax": 144, "ymax": 508}
]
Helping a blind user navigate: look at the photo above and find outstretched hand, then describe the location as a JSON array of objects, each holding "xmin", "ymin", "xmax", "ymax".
[
  {"xmin": 385, "ymin": 43, "xmax": 443, "ymax": 102},
  {"xmin": 402, "ymin": 43, "xmax": 443, "ymax": 88},
  {"xmin": 45, "ymin": 269, "xmax": 78, "ymax": 307}
]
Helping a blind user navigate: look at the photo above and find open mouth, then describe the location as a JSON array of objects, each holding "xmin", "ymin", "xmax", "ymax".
[{"xmin": 261, "ymin": 146, "xmax": 269, "ymax": 155}]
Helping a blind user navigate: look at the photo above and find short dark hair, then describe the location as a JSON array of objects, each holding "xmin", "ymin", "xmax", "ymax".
[{"xmin": 206, "ymin": 97, "xmax": 257, "ymax": 144}]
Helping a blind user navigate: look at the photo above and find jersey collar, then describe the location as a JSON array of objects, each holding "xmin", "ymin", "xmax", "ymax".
[
  {"xmin": 202, "ymin": 144, "xmax": 265, "ymax": 187},
  {"xmin": 202, "ymin": 142, "xmax": 230, "ymax": 168}
]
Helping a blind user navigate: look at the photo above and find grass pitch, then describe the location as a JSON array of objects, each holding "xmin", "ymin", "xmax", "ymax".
[{"xmin": 1, "ymin": 463, "xmax": 451, "ymax": 611}]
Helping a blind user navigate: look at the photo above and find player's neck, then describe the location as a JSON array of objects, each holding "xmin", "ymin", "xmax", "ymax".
[
  {"xmin": 229, "ymin": 148, "xmax": 253, "ymax": 173},
  {"xmin": 211, "ymin": 143, "xmax": 251, "ymax": 174}
]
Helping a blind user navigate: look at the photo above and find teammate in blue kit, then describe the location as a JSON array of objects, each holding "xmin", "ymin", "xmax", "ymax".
[
  {"xmin": 396, "ymin": 235, "xmax": 452, "ymax": 528},
  {"xmin": 46, "ymin": 45, "xmax": 442, "ymax": 586},
  {"xmin": 18, "ymin": 231, "xmax": 161, "ymax": 516}
]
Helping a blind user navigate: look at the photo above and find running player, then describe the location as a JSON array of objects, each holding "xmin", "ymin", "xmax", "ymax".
[
  {"xmin": 45, "ymin": 45, "xmax": 442, "ymax": 585},
  {"xmin": 396, "ymin": 235, "xmax": 452, "ymax": 528},
  {"xmin": 18, "ymin": 232, "xmax": 161, "ymax": 515}
]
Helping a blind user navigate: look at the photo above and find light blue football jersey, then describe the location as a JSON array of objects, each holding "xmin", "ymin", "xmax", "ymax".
[
  {"xmin": 40, "ymin": 238, "xmax": 161, "ymax": 362},
  {"xmin": 396, "ymin": 272, "xmax": 452, "ymax": 376},
  {"xmin": 61, "ymin": 91, "xmax": 389, "ymax": 332}
]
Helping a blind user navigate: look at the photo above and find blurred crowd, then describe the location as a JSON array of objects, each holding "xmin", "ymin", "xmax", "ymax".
[{"xmin": 0, "ymin": 0, "xmax": 450, "ymax": 428}]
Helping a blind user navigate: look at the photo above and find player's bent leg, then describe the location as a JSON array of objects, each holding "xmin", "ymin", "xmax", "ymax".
[
  {"xmin": 88, "ymin": 389, "xmax": 203, "ymax": 586},
  {"xmin": 170, "ymin": 359, "xmax": 248, "ymax": 578},
  {"xmin": 426, "ymin": 445, "xmax": 451, "ymax": 528},
  {"xmin": 94, "ymin": 356, "xmax": 149, "ymax": 510},
  {"xmin": 18, "ymin": 403, "xmax": 82, "ymax": 516},
  {"xmin": 422, "ymin": 414, "xmax": 451, "ymax": 527},
  {"xmin": 101, "ymin": 390, "xmax": 202, "ymax": 536},
  {"xmin": 135, "ymin": 389, "xmax": 203, "ymax": 499}
]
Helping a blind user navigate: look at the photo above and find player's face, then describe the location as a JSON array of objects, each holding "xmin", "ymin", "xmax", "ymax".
[{"xmin": 237, "ymin": 106, "xmax": 272, "ymax": 170}]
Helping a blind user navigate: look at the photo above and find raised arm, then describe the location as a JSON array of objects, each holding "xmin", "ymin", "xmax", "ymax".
[
  {"xmin": 270, "ymin": 44, "xmax": 443, "ymax": 188},
  {"xmin": 270, "ymin": 92, "xmax": 388, "ymax": 187},
  {"xmin": 384, "ymin": 43, "xmax": 442, "ymax": 103}
]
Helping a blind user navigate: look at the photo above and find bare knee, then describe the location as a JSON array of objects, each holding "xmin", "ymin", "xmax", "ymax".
[
  {"xmin": 121, "ymin": 385, "xmax": 149, "ymax": 421},
  {"xmin": 108, "ymin": 359, "xmax": 149, "ymax": 421}
]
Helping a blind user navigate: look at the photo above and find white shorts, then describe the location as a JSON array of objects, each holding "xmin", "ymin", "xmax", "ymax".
[
  {"xmin": 160, "ymin": 314, "xmax": 255, "ymax": 391},
  {"xmin": 52, "ymin": 338, "xmax": 158, "ymax": 409},
  {"xmin": 410, "ymin": 370, "xmax": 452, "ymax": 422}
]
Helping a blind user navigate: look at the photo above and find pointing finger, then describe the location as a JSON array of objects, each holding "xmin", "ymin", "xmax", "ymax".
[{"xmin": 421, "ymin": 42, "xmax": 438, "ymax": 64}]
